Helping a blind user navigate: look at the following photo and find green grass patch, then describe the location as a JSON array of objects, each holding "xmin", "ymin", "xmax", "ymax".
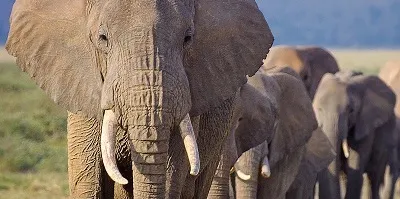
[
  {"xmin": 0, "ymin": 62, "xmax": 68, "ymax": 197},
  {"xmin": 0, "ymin": 172, "xmax": 69, "ymax": 199}
]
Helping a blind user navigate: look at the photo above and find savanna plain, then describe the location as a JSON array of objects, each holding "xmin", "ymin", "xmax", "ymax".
[{"xmin": 0, "ymin": 47, "xmax": 399, "ymax": 198}]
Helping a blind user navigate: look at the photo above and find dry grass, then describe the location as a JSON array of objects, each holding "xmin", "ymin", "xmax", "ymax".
[{"xmin": 330, "ymin": 49, "xmax": 400, "ymax": 75}]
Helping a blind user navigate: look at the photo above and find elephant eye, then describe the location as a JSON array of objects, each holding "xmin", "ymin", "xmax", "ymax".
[
  {"xmin": 184, "ymin": 35, "xmax": 192, "ymax": 43},
  {"xmin": 99, "ymin": 34, "xmax": 108, "ymax": 42},
  {"xmin": 97, "ymin": 26, "xmax": 110, "ymax": 53},
  {"xmin": 183, "ymin": 29, "xmax": 193, "ymax": 47},
  {"xmin": 303, "ymin": 74, "xmax": 308, "ymax": 81}
]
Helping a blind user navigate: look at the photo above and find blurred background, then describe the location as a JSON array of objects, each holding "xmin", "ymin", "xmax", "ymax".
[{"xmin": 0, "ymin": 0, "xmax": 399, "ymax": 198}]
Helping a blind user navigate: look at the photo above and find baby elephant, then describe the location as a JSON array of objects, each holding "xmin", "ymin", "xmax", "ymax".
[
  {"xmin": 208, "ymin": 67, "xmax": 335, "ymax": 199},
  {"xmin": 314, "ymin": 71, "xmax": 397, "ymax": 199}
]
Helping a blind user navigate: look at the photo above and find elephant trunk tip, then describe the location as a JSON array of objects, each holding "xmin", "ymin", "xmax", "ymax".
[
  {"xmin": 101, "ymin": 110, "xmax": 128, "ymax": 185},
  {"xmin": 179, "ymin": 113, "xmax": 200, "ymax": 176}
]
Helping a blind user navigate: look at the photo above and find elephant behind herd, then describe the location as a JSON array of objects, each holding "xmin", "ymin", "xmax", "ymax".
[{"xmin": 5, "ymin": 0, "xmax": 400, "ymax": 198}]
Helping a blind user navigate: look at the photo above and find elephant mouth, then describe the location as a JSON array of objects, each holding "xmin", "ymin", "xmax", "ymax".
[{"xmin": 100, "ymin": 109, "xmax": 200, "ymax": 184}]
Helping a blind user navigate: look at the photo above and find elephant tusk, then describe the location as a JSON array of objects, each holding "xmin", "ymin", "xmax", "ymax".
[
  {"xmin": 179, "ymin": 113, "xmax": 200, "ymax": 176},
  {"xmin": 101, "ymin": 110, "xmax": 128, "ymax": 185},
  {"xmin": 261, "ymin": 156, "xmax": 271, "ymax": 178},
  {"xmin": 342, "ymin": 139, "xmax": 350, "ymax": 158},
  {"xmin": 230, "ymin": 167, "xmax": 235, "ymax": 174},
  {"xmin": 236, "ymin": 170, "xmax": 251, "ymax": 181}
]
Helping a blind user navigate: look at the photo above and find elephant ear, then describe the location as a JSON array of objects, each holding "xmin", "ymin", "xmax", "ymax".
[
  {"xmin": 6, "ymin": 0, "xmax": 103, "ymax": 118},
  {"xmin": 297, "ymin": 46, "xmax": 339, "ymax": 98},
  {"xmin": 233, "ymin": 79, "xmax": 278, "ymax": 156},
  {"xmin": 185, "ymin": 0, "xmax": 274, "ymax": 116},
  {"xmin": 349, "ymin": 75, "xmax": 396, "ymax": 141},
  {"xmin": 266, "ymin": 68, "xmax": 318, "ymax": 166}
]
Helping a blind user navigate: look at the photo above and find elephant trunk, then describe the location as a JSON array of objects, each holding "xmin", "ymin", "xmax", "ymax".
[
  {"xmin": 318, "ymin": 113, "xmax": 342, "ymax": 199},
  {"xmin": 207, "ymin": 153, "xmax": 233, "ymax": 198},
  {"xmin": 129, "ymin": 124, "xmax": 170, "ymax": 198},
  {"xmin": 234, "ymin": 144, "xmax": 264, "ymax": 199},
  {"xmin": 101, "ymin": 62, "xmax": 198, "ymax": 197}
]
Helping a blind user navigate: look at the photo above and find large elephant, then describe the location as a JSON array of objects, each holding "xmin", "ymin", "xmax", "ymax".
[
  {"xmin": 313, "ymin": 71, "xmax": 397, "ymax": 199},
  {"xmin": 379, "ymin": 60, "xmax": 400, "ymax": 199},
  {"xmin": 207, "ymin": 67, "xmax": 331, "ymax": 199},
  {"xmin": 261, "ymin": 45, "xmax": 339, "ymax": 99},
  {"xmin": 6, "ymin": 0, "xmax": 274, "ymax": 198}
]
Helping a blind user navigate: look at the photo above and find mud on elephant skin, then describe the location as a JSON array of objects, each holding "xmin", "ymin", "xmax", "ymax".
[
  {"xmin": 314, "ymin": 71, "xmax": 397, "ymax": 199},
  {"xmin": 261, "ymin": 45, "xmax": 339, "ymax": 99},
  {"xmin": 208, "ymin": 66, "xmax": 323, "ymax": 199},
  {"xmin": 6, "ymin": 0, "xmax": 274, "ymax": 198}
]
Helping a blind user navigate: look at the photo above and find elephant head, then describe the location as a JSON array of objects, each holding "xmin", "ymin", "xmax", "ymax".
[
  {"xmin": 6, "ymin": 0, "xmax": 273, "ymax": 197},
  {"xmin": 231, "ymin": 67, "xmax": 317, "ymax": 198},
  {"xmin": 262, "ymin": 45, "xmax": 339, "ymax": 99},
  {"xmin": 313, "ymin": 71, "xmax": 396, "ymax": 153}
]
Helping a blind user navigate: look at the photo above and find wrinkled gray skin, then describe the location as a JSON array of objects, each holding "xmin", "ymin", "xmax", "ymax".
[
  {"xmin": 379, "ymin": 61, "xmax": 400, "ymax": 199},
  {"xmin": 207, "ymin": 67, "xmax": 323, "ymax": 199},
  {"xmin": 314, "ymin": 71, "xmax": 397, "ymax": 199},
  {"xmin": 262, "ymin": 45, "xmax": 340, "ymax": 99},
  {"xmin": 286, "ymin": 127, "xmax": 336, "ymax": 199},
  {"xmin": 6, "ymin": 0, "xmax": 274, "ymax": 198}
]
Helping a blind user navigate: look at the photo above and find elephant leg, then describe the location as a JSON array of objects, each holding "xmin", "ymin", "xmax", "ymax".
[
  {"xmin": 344, "ymin": 168, "xmax": 363, "ymax": 199},
  {"xmin": 367, "ymin": 147, "xmax": 390, "ymax": 199},
  {"xmin": 345, "ymin": 139, "xmax": 373, "ymax": 199},
  {"xmin": 67, "ymin": 112, "xmax": 104, "ymax": 198}
]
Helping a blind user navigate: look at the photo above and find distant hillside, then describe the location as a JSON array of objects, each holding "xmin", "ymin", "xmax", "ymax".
[
  {"xmin": 1, "ymin": 0, "xmax": 399, "ymax": 47},
  {"xmin": 256, "ymin": 0, "xmax": 400, "ymax": 47}
]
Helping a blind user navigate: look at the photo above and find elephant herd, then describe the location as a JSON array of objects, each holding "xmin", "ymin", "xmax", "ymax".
[
  {"xmin": 4, "ymin": 0, "xmax": 400, "ymax": 198},
  {"xmin": 207, "ymin": 46, "xmax": 400, "ymax": 199}
]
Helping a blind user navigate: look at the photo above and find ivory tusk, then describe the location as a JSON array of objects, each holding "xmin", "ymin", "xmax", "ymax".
[
  {"xmin": 101, "ymin": 110, "xmax": 128, "ymax": 185},
  {"xmin": 342, "ymin": 139, "xmax": 350, "ymax": 158},
  {"xmin": 261, "ymin": 156, "xmax": 271, "ymax": 178},
  {"xmin": 230, "ymin": 167, "xmax": 235, "ymax": 174},
  {"xmin": 179, "ymin": 114, "xmax": 200, "ymax": 176},
  {"xmin": 236, "ymin": 170, "xmax": 251, "ymax": 181}
]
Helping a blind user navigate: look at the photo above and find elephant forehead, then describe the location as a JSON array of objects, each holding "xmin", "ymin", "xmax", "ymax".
[{"xmin": 262, "ymin": 46, "xmax": 303, "ymax": 73}]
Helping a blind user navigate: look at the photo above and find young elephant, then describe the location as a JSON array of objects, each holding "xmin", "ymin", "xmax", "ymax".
[
  {"xmin": 314, "ymin": 71, "xmax": 397, "ymax": 199},
  {"xmin": 207, "ymin": 67, "xmax": 335, "ymax": 199},
  {"xmin": 379, "ymin": 61, "xmax": 400, "ymax": 199}
]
